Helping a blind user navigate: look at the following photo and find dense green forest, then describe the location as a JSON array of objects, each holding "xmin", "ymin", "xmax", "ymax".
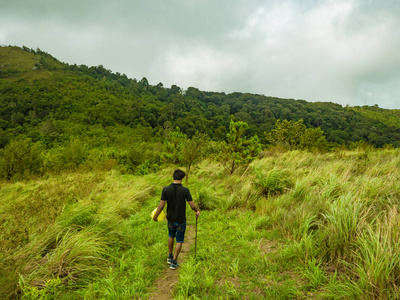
[{"xmin": 1, "ymin": 45, "xmax": 400, "ymax": 180}]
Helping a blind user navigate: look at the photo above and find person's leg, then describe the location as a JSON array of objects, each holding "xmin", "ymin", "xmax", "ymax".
[
  {"xmin": 167, "ymin": 222, "xmax": 177, "ymax": 264},
  {"xmin": 173, "ymin": 221, "xmax": 187, "ymax": 261},
  {"xmin": 168, "ymin": 236, "xmax": 174, "ymax": 256},
  {"xmin": 173, "ymin": 242, "xmax": 183, "ymax": 260}
]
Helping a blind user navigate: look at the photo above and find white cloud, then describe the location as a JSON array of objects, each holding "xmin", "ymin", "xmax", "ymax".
[{"xmin": 1, "ymin": 0, "xmax": 400, "ymax": 108}]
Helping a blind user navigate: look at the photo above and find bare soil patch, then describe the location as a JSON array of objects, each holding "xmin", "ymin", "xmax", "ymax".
[{"xmin": 260, "ymin": 238, "xmax": 277, "ymax": 254}]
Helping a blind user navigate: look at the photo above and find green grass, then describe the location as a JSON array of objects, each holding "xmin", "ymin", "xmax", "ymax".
[
  {"xmin": 0, "ymin": 46, "xmax": 62, "ymax": 82},
  {"xmin": 2, "ymin": 149, "xmax": 400, "ymax": 299},
  {"xmin": 174, "ymin": 210, "xmax": 299, "ymax": 299},
  {"xmin": 0, "ymin": 47, "xmax": 37, "ymax": 72}
]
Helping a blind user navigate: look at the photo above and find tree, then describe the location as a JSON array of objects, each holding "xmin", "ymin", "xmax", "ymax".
[
  {"xmin": 183, "ymin": 132, "xmax": 208, "ymax": 182},
  {"xmin": 0, "ymin": 128, "xmax": 10, "ymax": 148},
  {"xmin": 266, "ymin": 119, "xmax": 306, "ymax": 150},
  {"xmin": 266, "ymin": 119, "xmax": 329, "ymax": 151},
  {"xmin": 0, "ymin": 138, "xmax": 43, "ymax": 180},
  {"xmin": 300, "ymin": 127, "xmax": 329, "ymax": 151},
  {"xmin": 218, "ymin": 120, "xmax": 261, "ymax": 174},
  {"xmin": 65, "ymin": 138, "xmax": 88, "ymax": 167},
  {"xmin": 161, "ymin": 127, "xmax": 187, "ymax": 164}
]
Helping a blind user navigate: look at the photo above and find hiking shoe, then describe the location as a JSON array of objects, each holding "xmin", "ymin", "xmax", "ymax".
[
  {"xmin": 167, "ymin": 254, "xmax": 173, "ymax": 265},
  {"xmin": 169, "ymin": 260, "xmax": 179, "ymax": 270}
]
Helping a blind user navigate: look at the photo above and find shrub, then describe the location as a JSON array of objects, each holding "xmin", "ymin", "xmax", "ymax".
[
  {"xmin": 191, "ymin": 186, "xmax": 221, "ymax": 211},
  {"xmin": 253, "ymin": 168, "xmax": 293, "ymax": 197},
  {"xmin": 19, "ymin": 277, "xmax": 62, "ymax": 300}
]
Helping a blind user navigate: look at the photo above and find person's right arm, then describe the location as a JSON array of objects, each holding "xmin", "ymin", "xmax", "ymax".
[{"xmin": 153, "ymin": 200, "xmax": 166, "ymax": 221}]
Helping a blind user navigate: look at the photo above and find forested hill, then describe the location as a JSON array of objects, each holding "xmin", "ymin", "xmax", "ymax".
[{"xmin": 1, "ymin": 45, "xmax": 400, "ymax": 150}]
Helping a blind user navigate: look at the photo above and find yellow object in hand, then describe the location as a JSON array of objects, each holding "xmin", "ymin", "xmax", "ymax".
[{"xmin": 151, "ymin": 208, "xmax": 165, "ymax": 221}]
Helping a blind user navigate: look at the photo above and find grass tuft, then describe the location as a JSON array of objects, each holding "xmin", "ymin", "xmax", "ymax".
[{"xmin": 253, "ymin": 167, "xmax": 293, "ymax": 197}]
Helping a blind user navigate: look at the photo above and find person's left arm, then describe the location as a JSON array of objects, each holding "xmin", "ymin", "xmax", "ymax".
[
  {"xmin": 188, "ymin": 201, "xmax": 200, "ymax": 218},
  {"xmin": 153, "ymin": 200, "xmax": 166, "ymax": 221},
  {"xmin": 186, "ymin": 189, "xmax": 200, "ymax": 218}
]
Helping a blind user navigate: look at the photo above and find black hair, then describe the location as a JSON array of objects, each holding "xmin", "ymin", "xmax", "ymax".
[{"xmin": 173, "ymin": 169, "xmax": 186, "ymax": 180}]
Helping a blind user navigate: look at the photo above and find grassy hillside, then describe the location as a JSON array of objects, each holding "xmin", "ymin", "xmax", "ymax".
[
  {"xmin": 0, "ymin": 46, "xmax": 63, "ymax": 81},
  {"xmin": 0, "ymin": 46, "xmax": 37, "ymax": 73},
  {"xmin": 1, "ymin": 148, "xmax": 400, "ymax": 299}
]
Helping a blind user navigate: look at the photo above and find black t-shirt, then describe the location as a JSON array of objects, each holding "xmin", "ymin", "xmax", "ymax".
[{"xmin": 161, "ymin": 183, "xmax": 193, "ymax": 223}]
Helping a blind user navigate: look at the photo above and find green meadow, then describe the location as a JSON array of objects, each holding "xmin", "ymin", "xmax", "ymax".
[{"xmin": 1, "ymin": 148, "xmax": 400, "ymax": 299}]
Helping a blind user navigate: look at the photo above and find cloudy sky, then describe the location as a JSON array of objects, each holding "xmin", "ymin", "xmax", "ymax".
[{"xmin": 1, "ymin": 0, "xmax": 400, "ymax": 109}]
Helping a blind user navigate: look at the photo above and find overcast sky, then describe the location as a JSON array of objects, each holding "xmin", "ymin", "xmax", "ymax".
[{"xmin": 1, "ymin": 0, "xmax": 400, "ymax": 109}]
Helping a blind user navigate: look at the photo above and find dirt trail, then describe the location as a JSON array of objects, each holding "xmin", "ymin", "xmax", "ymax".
[{"xmin": 149, "ymin": 225, "xmax": 195, "ymax": 300}]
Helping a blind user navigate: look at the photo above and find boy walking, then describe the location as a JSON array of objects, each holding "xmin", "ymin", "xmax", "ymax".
[{"xmin": 153, "ymin": 169, "xmax": 200, "ymax": 269}]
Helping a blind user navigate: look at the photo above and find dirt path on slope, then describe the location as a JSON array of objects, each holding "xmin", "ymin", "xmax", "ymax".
[{"xmin": 149, "ymin": 225, "xmax": 195, "ymax": 300}]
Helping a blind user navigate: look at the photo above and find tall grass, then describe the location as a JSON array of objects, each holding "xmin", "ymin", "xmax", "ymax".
[
  {"xmin": 350, "ymin": 207, "xmax": 400, "ymax": 299},
  {"xmin": 319, "ymin": 194, "xmax": 367, "ymax": 263},
  {"xmin": 2, "ymin": 149, "xmax": 400, "ymax": 298},
  {"xmin": 25, "ymin": 227, "xmax": 110, "ymax": 285},
  {"xmin": 252, "ymin": 149, "xmax": 400, "ymax": 298},
  {"xmin": 252, "ymin": 166, "xmax": 293, "ymax": 197},
  {"xmin": 0, "ymin": 171, "xmax": 162, "ymax": 298}
]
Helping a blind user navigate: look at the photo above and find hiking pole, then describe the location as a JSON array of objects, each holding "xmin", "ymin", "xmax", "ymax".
[{"xmin": 195, "ymin": 214, "xmax": 198, "ymax": 259}]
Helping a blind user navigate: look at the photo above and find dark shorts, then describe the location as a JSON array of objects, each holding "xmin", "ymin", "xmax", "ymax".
[{"xmin": 168, "ymin": 220, "xmax": 186, "ymax": 243}]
